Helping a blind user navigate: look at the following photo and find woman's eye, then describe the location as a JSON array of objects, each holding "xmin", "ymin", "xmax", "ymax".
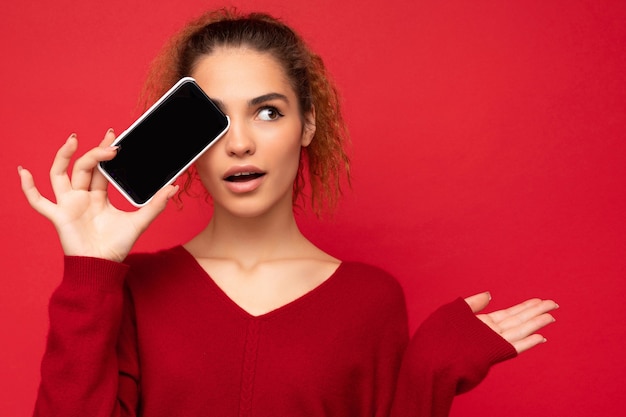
[{"xmin": 257, "ymin": 107, "xmax": 283, "ymax": 121}]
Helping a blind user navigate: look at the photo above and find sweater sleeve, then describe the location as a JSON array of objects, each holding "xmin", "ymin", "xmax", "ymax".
[
  {"xmin": 33, "ymin": 256, "xmax": 140, "ymax": 417},
  {"xmin": 390, "ymin": 298, "xmax": 517, "ymax": 417}
]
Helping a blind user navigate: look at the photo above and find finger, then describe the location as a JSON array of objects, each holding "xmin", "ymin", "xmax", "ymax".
[
  {"xmin": 71, "ymin": 143, "xmax": 118, "ymax": 190},
  {"xmin": 90, "ymin": 164, "xmax": 110, "ymax": 191},
  {"xmin": 497, "ymin": 300, "xmax": 559, "ymax": 331},
  {"xmin": 49, "ymin": 134, "xmax": 78, "ymax": 195},
  {"xmin": 129, "ymin": 185, "xmax": 179, "ymax": 232},
  {"xmin": 91, "ymin": 129, "xmax": 118, "ymax": 191},
  {"xmin": 510, "ymin": 333, "xmax": 547, "ymax": 354},
  {"xmin": 501, "ymin": 312, "xmax": 556, "ymax": 342},
  {"xmin": 18, "ymin": 166, "xmax": 57, "ymax": 218},
  {"xmin": 486, "ymin": 298, "xmax": 544, "ymax": 323},
  {"xmin": 98, "ymin": 128, "xmax": 117, "ymax": 147},
  {"xmin": 464, "ymin": 292, "xmax": 491, "ymax": 313}
]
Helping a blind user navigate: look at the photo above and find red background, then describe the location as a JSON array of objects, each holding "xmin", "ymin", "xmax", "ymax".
[{"xmin": 2, "ymin": 0, "xmax": 625, "ymax": 415}]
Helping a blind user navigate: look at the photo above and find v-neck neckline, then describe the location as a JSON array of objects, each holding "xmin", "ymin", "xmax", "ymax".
[{"xmin": 175, "ymin": 245, "xmax": 344, "ymax": 320}]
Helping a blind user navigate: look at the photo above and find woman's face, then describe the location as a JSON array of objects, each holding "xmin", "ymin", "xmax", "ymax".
[{"xmin": 191, "ymin": 47, "xmax": 315, "ymax": 218}]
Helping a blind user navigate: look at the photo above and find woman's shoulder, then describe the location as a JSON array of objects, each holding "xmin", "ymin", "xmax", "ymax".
[
  {"xmin": 125, "ymin": 245, "xmax": 186, "ymax": 265},
  {"xmin": 337, "ymin": 260, "xmax": 400, "ymax": 282},
  {"xmin": 330, "ymin": 261, "xmax": 408, "ymax": 332},
  {"xmin": 334, "ymin": 261, "xmax": 406, "ymax": 303},
  {"xmin": 124, "ymin": 245, "xmax": 193, "ymax": 280}
]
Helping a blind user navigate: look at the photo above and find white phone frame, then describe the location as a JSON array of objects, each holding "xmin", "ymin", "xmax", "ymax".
[{"xmin": 98, "ymin": 77, "xmax": 230, "ymax": 207}]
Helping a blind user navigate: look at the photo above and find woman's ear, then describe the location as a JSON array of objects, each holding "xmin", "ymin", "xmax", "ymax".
[{"xmin": 301, "ymin": 106, "xmax": 316, "ymax": 147}]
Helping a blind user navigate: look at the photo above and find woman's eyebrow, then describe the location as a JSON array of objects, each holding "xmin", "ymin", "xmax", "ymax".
[
  {"xmin": 207, "ymin": 93, "xmax": 289, "ymax": 112},
  {"xmin": 249, "ymin": 92, "xmax": 289, "ymax": 106}
]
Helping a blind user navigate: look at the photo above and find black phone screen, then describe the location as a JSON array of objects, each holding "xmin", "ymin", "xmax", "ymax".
[{"xmin": 100, "ymin": 79, "xmax": 229, "ymax": 206}]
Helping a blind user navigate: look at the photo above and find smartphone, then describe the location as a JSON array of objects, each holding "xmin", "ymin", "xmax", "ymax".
[{"xmin": 98, "ymin": 77, "xmax": 230, "ymax": 207}]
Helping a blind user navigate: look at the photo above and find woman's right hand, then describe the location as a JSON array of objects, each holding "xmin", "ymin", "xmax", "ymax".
[{"xmin": 18, "ymin": 130, "xmax": 178, "ymax": 262}]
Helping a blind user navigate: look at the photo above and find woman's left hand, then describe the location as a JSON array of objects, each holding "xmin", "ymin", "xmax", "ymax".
[{"xmin": 464, "ymin": 293, "xmax": 558, "ymax": 354}]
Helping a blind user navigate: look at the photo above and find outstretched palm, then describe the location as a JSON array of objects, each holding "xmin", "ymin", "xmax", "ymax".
[{"xmin": 465, "ymin": 292, "xmax": 558, "ymax": 354}]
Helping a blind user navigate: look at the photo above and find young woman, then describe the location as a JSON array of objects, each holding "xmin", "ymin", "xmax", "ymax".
[{"xmin": 18, "ymin": 9, "xmax": 558, "ymax": 417}]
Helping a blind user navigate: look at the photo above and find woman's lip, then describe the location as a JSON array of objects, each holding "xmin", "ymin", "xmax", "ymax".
[
  {"xmin": 222, "ymin": 165, "xmax": 265, "ymax": 179},
  {"xmin": 223, "ymin": 173, "xmax": 265, "ymax": 193},
  {"xmin": 222, "ymin": 165, "xmax": 266, "ymax": 193}
]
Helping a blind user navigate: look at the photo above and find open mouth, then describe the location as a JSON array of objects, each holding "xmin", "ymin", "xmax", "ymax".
[{"xmin": 225, "ymin": 172, "xmax": 266, "ymax": 182}]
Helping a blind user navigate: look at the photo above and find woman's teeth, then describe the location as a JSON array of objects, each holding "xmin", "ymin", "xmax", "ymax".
[{"xmin": 226, "ymin": 172, "xmax": 264, "ymax": 182}]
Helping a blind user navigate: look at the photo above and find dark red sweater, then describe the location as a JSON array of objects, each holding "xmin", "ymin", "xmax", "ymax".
[{"xmin": 33, "ymin": 246, "xmax": 516, "ymax": 417}]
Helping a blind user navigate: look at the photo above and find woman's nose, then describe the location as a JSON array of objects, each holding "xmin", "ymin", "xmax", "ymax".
[{"xmin": 223, "ymin": 117, "xmax": 256, "ymax": 157}]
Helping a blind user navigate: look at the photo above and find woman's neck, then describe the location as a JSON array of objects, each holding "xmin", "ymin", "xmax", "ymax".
[{"xmin": 185, "ymin": 204, "xmax": 311, "ymax": 270}]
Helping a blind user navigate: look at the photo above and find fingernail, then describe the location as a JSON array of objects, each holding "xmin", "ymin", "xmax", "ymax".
[
  {"xmin": 69, "ymin": 133, "xmax": 77, "ymax": 139},
  {"xmin": 107, "ymin": 128, "xmax": 115, "ymax": 134},
  {"xmin": 17, "ymin": 165, "xmax": 23, "ymax": 174},
  {"xmin": 485, "ymin": 291, "xmax": 492, "ymax": 301},
  {"xmin": 542, "ymin": 337, "xmax": 548, "ymax": 343}
]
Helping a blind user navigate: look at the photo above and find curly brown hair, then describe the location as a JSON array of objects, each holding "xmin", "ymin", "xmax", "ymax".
[{"xmin": 140, "ymin": 8, "xmax": 350, "ymax": 214}]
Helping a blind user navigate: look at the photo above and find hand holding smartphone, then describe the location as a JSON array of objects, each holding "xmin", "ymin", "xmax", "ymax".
[{"xmin": 98, "ymin": 77, "xmax": 230, "ymax": 206}]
